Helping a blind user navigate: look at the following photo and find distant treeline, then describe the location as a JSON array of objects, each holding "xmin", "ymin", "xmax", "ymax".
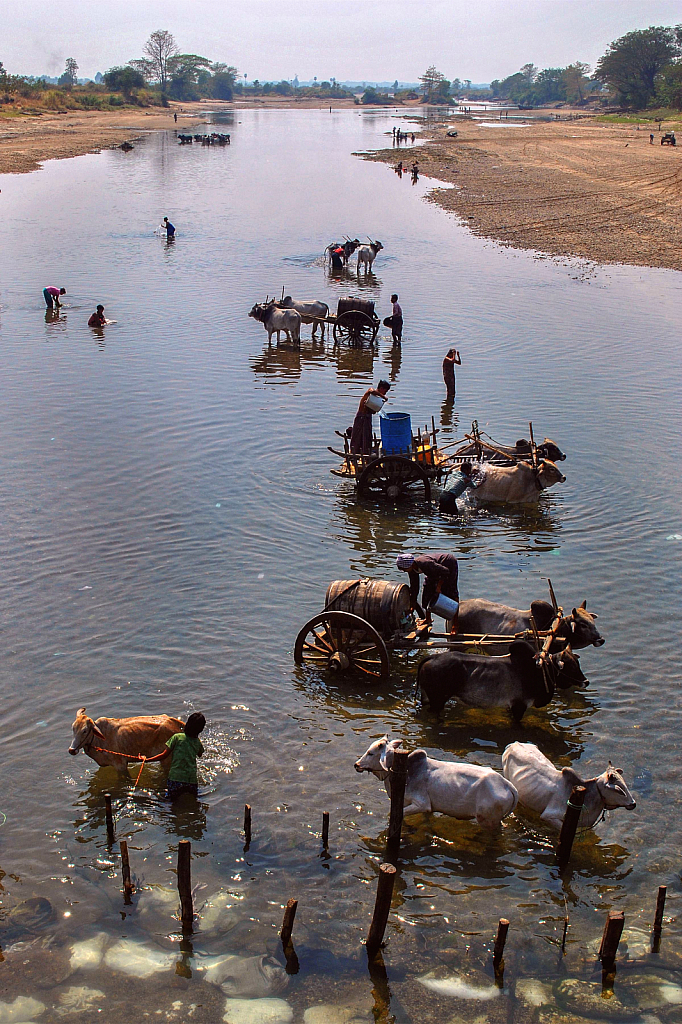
[{"xmin": 1, "ymin": 24, "xmax": 682, "ymax": 113}]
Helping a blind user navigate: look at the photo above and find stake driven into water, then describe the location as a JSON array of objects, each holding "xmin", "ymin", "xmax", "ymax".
[
  {"xmin": 366, "ymin": 863, "xmax": 397, "ymax": 959},
  {"xmin": 177, "ymin": 840, "xmax": 193, "ymax": 932},
  {"xmin": 385, "ymin": 750, "xmax": 409, "ymax": 866}
]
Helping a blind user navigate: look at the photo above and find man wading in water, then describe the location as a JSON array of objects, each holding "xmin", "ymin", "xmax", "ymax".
[
  {"xmin": 443, "ymin": 348, "xmax": 461, "ymax": 399},
  {"xmin": 383, "ymin": 294, "xmax": 403, "ymax": 345},
  {"xmin": 43, "ymin": 286, "xmax": 66, "ymax": 309},
  {"xmin": 350, "ymin": 380, "xmax": 391, "ymax": 454}
]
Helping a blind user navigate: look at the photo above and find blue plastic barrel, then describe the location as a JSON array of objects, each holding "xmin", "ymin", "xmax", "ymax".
[{"xmin": 379, "ymin": 412, "xmax": 412, "ymax": 455}]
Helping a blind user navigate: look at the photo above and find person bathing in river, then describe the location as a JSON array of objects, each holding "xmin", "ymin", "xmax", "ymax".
[
  {"xmin": 163, "ymin": 216, "xmax": 176, "ymax": 238},
  {"xmin": 146, "ymin": 712, "xmax": 206, "ymax": 800},
  {"xmin": 88, "ymin": 304, "xmax": 106, "ymax": 327},
  {"xmin": 397, "ymin": 552, "xmax": 459, "ymax": 634},
  {"xmin": 383, "ymin": 294, "xmax": 403, "ymax": 345},
  {"xmin": 442, "ymin": 347, "xmax": 461, "ymax": 399},
  {"xmin": 43, "ymin": 286, "xmax": 66, "ymax": 309},
  {"xmin": 350, "ymin": 380, "xmax": 391, "ymax": 455}
]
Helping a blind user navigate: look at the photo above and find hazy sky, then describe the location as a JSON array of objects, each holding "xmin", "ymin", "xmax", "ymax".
[{"xmin": 4, "ymin": 0, "xmax": 682, "ymax": 82}]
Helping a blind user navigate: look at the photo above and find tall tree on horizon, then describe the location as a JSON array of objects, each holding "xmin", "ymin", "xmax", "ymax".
[
  {"xmin": 596, "ymin": 25, "xmax": 681, "ymax": 107},
  {"xmin": 135, "ymin": 29, "xmax": 179, "ymax": 91}
]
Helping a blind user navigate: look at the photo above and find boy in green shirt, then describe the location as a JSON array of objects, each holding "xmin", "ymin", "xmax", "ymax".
[{"xmin": 147, "ymin": 712, "xmax": 205, "ymax": 799}]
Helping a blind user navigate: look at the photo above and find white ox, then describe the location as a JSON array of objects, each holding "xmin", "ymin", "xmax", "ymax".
[
  {"xmin": 69, "ymin": 707, "xmax": 184, "ymax": 773},
  {"xmin": 502, "ymin": 741, "xmax": 636, "ymax": 830},
  {"xmin": 470, "ymin": 459, "xmax": 566, "ymax": 504},
  {"xmin": 357, "ymin": 240, "xmax": 383, "ymax": 273},
  {"xmin": 355, "ymin": 735, "xmax": 518, "ymax": 829},
  {"xmin": 248, "ymin": 301, "xmax": 301, "ymax": 346},
  {"xmin": 278, "ymin": 296, "xmax": 329, "ymax": 338}
]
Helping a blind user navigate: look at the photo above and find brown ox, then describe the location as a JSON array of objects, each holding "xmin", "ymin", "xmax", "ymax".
[
  {"xmin": 471, "ymin": 459, "xmax": 566, "ymax": 504},
  {"xmin": 68, "ymin": 707, "xmax": 184, "ymax": 773}
]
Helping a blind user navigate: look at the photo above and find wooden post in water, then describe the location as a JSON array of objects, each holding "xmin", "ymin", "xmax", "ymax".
[
  {"xmin": 599, "ymin": 910, "xmax": 624, "ymax": 970},
  {"xmin": 556, "ymin": 785, "xmax": 586, "ymax": 872},
  {"xmin": 322, "ymin": 811, "xmax": 330, "ymax": 849},
  {"xmin": 493, "ymin": 918, "xmax": 509, "ymax": 967},
  {"xmin": 177, "ymin": 840, "xmax": 193, "ymax": 933},
  {"xmin": 243, "ymin": 804, "xmax": 252, "ymax": 846},
  {"xmin": 104, "ymin": 793, "xmax": 114, "ymax": 841},
  {"xmin": 385, "ymin": 750, "xmax": 409, "ymax": 866},
  {"xmin": 280, "ymin": 898, "xmax": 298, "ymax": 946},
  {"xmin": 652, "ymin": 885, "xmax": 667, "ymax": 951},
  {"xmin": 120, "ymin": 840, "xmax": 133, "ymax": 903},
  {"xmin": 366, "ymin": 863, "xmax": 397, "ymax": 960}
]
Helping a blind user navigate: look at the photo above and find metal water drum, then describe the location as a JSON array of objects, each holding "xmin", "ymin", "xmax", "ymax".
[
  {"xmin": 325, "ymin": 579, "xmax": 411, "ymax": 637},
  {"xmin": 429, "ymin": 594, "xmax": 459, "ymax": 620},
  {"xmin": 380, "ymin": 411, "xmax": 412, "ymax": 454}
]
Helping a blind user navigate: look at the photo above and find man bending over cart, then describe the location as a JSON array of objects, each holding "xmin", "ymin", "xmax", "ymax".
[{"xmin": 397, "ymin": 552, "xmax": 459, "ymax": 634}]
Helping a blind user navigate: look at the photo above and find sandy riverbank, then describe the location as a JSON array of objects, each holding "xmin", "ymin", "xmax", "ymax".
[
  {"xmin": 359, "ymin": 117, "xmax": 682, "ymax": 272},
  {"xmin": 0, "ymin": 97, "xmax": 367, "ymax": 174}
]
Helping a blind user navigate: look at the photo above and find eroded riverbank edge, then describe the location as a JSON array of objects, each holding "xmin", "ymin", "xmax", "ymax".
[{"xmin": 356, "ymin": 117, "xmax": 682, "ymax": 272}]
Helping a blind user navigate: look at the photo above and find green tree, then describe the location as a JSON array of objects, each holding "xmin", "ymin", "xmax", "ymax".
[
  {"xmin": 208, "ymin": 63, "xmax": 237, "ymax": 100},
  {"xmin": 168, "ymin": 53, "xmax": 213, "ymax": 100},
  {"xmin": 562, "ymin": 62, "xmax": 591, "ymax": 103},
  {"xmin": 419, "ymin": 65, "xmax": 446, "ymax": 102},
  {"xmin": 59, "ymin": 57, "xmax": 79, "ymax": 88},
  {"xmin": 103, "ymin": 66, "xmax": 146, "ymax": 98},
  {"xmin": 656, "ymin": 61, "xmax": 682, "ymax": 108},
  {"xmin": 596, "ymin": 25, "xmax": 681, "ymax": 107}
]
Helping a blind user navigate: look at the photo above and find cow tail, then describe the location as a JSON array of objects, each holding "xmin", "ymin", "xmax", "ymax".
[{"xmin": 415, "ymin": 658, "xmax": 427, "ymax": 697}]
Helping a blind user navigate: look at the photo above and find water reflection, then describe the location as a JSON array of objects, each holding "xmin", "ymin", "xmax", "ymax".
[{"xmin": 250, "ymin": 339, "xmax": 326, "ymax": 382}]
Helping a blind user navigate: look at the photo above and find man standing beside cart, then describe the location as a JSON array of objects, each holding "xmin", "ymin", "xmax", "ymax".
[{"xmin": 397, "ymin": 552, "xmax": 459, "ymax": 634}]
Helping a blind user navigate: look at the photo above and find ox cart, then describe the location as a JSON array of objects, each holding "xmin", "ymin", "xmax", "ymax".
[
  {"xmin": 329, "ymin": 416, "xmax": 453, "ymax": 500},
  {"xmin": 294, "ymin": 578, "xmax": 568, "ymax": 681},
  {"xmin": 312, "ymin": 296, "xmax": 381, "ymax": 345}
]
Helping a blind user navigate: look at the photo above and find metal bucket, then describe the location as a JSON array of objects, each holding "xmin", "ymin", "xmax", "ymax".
[
  {"xmin": 365, "ymin": 393, "xmax": 386, "ymax": 414},
  {"xmin": 429, "ymin": 593, "xmax": 459, "ymax": 620},
  {"xmin": 325, "ymin": 579, "xmax": 411, "ymax": 637}
]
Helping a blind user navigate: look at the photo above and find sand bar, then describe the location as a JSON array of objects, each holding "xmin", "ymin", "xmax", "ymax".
[{"xmin": 360, "ymin": 117, "xmax": 682, "ymax": 272}]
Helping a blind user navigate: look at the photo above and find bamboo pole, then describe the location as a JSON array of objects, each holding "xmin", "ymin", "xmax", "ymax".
[
  {"xmin": 243, "ymin": 804, "xmax": 252, "ymax": 846},
  {"xmin": 322, "ymin": 811, "xmax": 330, "ymax": 849},
  {"xmin": 366, "ymin": 863, "xmax": 396, "ymax": 959},
  {"xmin": 557, "ymin": 785, "xmax": 586, "ymax": 872},
  {"xmin": 120, "ymin": 840, "xmax": 133, "ymax": 903},
  {"xmin": 177, "ymin": 840, "xmax": 193, "ymax": 933},
  {"xmin": 385, "ymin": 750, "xmax": 409, "ymax": 866},
  {"xmin": 104, "ymin": 793, "xmax": 114, "ymax": 842}
]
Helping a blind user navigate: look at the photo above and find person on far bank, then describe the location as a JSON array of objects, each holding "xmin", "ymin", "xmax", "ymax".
[
  {"xmin": 145, "ymin": 712, "xmax": 206, "ymax": 799},
  {"xmin": 43, "ymin": 286, "xmax": 66, "ymax": 309},
  {"xmin": 396, "ymin": 551, "xmax": 459, "ymax": 634},
  {"xmin": 350, "ymin": 379, "xmax": 391, "ymax": 454},
  {"xmin": 443, "ymin": 347, "xmax": 461, "ymax": 399},
  {"xmin": 383, "ymin": 293, "xmax": 403, "ymax": 345},
  {"xmin": 163, "ymin": 216, "xmax": 176, "ymax": 238}
]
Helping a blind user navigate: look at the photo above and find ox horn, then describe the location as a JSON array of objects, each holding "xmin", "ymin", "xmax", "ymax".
[{"xmin": 77, "ymin": 706, "xmax": 86, "ymax": 716}]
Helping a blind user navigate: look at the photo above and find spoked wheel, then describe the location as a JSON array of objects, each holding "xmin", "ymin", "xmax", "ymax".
[
  {"xmin": 357, "ymin": 456, "xmax": 432, "ymax": 501},
  {"xmin": 333, "ymin": 310, "xmax": 377, "ymax": 346},
  {"xmin": 294, "ymin": 611, "xmax": 390, "ymax": 680}
]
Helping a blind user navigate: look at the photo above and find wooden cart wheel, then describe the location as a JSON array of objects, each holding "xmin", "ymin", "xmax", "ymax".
[
  {"xmin": 333, "ymin": 310, "xmax": 376, "ymax": 346},
  {"xmin": 294, "ymin": 610, "xmax": 390, "ymax": 680},
  {"xmin": 357, "ymin": 455, "xmax": 432, "ymax": 501}
]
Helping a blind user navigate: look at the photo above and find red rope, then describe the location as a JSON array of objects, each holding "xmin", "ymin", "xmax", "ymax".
[{"xmin": 91, "ymin": 745, "xmax": 146, "ymax": 761}]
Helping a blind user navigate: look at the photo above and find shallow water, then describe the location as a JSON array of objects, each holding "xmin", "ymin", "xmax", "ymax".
[{"xmin": 0, "ymin": 107, "xmax": 681, "ymax": 1023}]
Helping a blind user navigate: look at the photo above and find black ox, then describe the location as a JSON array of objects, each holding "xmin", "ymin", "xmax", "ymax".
[{"xmin": 417, "ymin": 639, "xmax": 587, "ymax": 723}]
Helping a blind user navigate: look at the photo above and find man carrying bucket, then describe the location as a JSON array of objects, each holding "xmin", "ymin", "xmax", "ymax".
[{"xmin": 396, "ymin": 552, "xmax": 459, "ymax": 634}]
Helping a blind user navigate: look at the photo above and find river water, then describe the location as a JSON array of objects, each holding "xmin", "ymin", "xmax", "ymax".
[{"xmin": 0, "ymin": 108, "xmax": 681, "ymax": 1023}]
